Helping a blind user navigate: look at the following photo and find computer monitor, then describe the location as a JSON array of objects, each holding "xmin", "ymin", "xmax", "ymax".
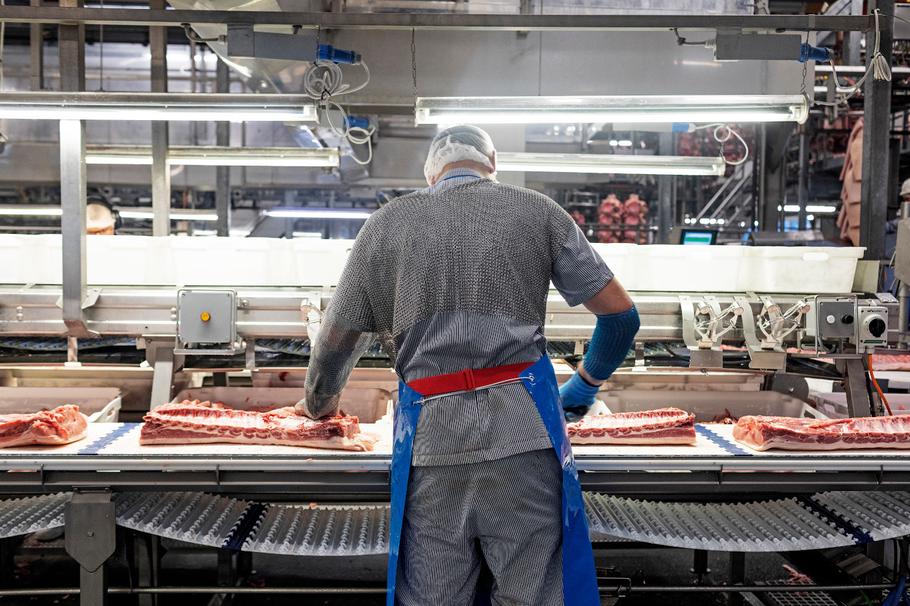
[{"xmin": 680, "ymin": 229, "xmax": 717, "ymax": 245}]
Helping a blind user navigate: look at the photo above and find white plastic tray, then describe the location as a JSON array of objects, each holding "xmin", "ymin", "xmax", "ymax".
[{"xmin": 0, "ymin": 387, "xmax": 121, "ymax": 423}]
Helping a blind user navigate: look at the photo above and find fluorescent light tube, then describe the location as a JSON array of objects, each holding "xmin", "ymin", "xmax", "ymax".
[
  {"xmin": 781, "ymin": 204, "xmax": 838, "ymax": 214},
  {"xmin": 496, "ymin": 152, "xmax": 726, "ymax": 176},
  {"xmin": 292, "ymin": 231, "xmax": 325, "ymax": 238},
  {"xmin": 118, "ymin": 210, "xmax": 219, "ymax": 221},
  {"xmin": 0, "ymin": 206, "xmax": 63, "ymax": 217},
  {"xmin": 0, "ymin": 92, "xmax": 317, "ymax": 122},
  {"xmin": 85, "ymin": 146, "xmax": 340, "ymax": 168},
  {"xmin": 266, "ymin": 208, "xmax": 373, "ymax": 220},
  {"xmin": 415, "ymin": 95, "xmax": 809, "ymax": 125}
]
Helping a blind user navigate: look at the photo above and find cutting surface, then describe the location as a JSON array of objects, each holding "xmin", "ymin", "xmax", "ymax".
[{"xmin": 0, "ymin": 423, "xmax": 907, "ymax": 474}]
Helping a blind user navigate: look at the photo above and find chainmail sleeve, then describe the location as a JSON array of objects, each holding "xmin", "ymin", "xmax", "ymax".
[{"xmin": 301, "ymin": 225, "xmax": 379, "ymax": 419}]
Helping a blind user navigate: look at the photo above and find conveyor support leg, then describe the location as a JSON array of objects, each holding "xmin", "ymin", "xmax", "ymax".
[
  {"xmin": 729, "ymin": 552, "xmax": 745, "ymax": 606},
  {"xmin": 842, "ymin": 358, "xmax": 875, "ymax": 416},
  {"xmin": 65, "ymin": 491, "xmax": 115, "ymax": 606}
]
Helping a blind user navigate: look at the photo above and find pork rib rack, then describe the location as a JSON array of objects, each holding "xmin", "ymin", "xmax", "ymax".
[
  {"xmin": 567, "ymin": 408, "xmax": 697, "ymax": 445},
  {"xmin": 733, "ymin": 415, "xmax": 910, "ymax": 451},
  {"xmin": 140, "ymin": 400, "xmax": 377, "ymax": 452},
  {"xmin": 0, "ymin": 405, "xmax": 88, "ymax": 448}
]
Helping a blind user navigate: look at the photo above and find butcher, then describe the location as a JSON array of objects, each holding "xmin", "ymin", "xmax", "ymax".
[{"xmin": 296, "ymin": 125, "xmax": 639, "ymax": 605}]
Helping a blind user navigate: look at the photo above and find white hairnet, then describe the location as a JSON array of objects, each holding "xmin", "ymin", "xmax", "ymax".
[
  {"xmin": 423, "ymin": 125, "xmax": 496, "ymax": 185},
  {"xmin": 902, "ymin": 178, "xmax": 910, "ymax": 198}
]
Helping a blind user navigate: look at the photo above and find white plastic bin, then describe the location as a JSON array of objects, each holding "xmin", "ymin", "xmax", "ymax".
[
  {"xmin": 737, "ymin": 247, "xmax": 865, "ymax": 293},
  {"xmin": 589, "ymin": 244, "xmax": 864, "ymax": 293},
  {"xmin": 0, "ymin": 387, "xmax": 121, "ymax": 422}
]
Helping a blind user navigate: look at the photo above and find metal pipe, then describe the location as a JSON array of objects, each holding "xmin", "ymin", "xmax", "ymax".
[
  {"xmin": 150, "ymin": 0, "xmax": 170, "ymax": 238},
  {"xmin": 0, "ymin": 584, "xmax": 896, "ymax": 596},
  {"xmin": 215, "ymin": 59, "xmax": 230, "ymax": 238},
  {"xmin": 0, "ymin": 6, "xmax": 874, "ymax": 31},
  {"xmin": 900, "ymin": 200, "xmax": 910, "ymax": 345},
  {"xmin": 859, "ymin": 0, "xmax": 894, "ymax": 261},
  {"xmin": 797, "ymin": 125, "xmax": 809, "ymax": 231}
]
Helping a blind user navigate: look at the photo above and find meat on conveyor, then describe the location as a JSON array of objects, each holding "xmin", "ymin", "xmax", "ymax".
[
  {"xmin": 567, "ymin": 408, "xmax": 697, "ymax": 445},
  {"xmin": 0, "ymin": 405, "xmax": 88, "ymax": 448},
  {"xmin": 140, "ymin": 400, "xmax": 377, "ymax": 452},
  {"xmin": 733, "ymin": 414, "xmax": 910, "ymax": 451}
]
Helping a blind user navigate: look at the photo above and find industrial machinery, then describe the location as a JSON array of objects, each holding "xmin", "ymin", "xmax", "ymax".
[{"xmin": 0, "ymin": 234, "xmax": 904, "ymax": 602}]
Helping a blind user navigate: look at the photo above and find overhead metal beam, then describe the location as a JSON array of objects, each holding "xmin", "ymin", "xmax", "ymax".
[
  {"xmin": 859, "ymin": 0, "xmax": 894, "ymax": 262},
  {"xmin": 0, "ymin": 6, "xmax": 873, "ymax": 31}
]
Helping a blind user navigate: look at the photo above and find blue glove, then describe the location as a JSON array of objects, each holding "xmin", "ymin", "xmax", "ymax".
[{"xmin": 560, "ymin": 371, "xmax": 600, "ymax": 422}]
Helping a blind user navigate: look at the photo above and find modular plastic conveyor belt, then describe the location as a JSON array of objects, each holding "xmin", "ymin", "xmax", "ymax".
[{"xmin": 7, "ymin": 491, "xmax": 910, "ymax": 554}]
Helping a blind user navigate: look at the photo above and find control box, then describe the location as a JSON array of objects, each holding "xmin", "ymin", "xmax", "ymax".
[
  {"xmin": 857, "ymin": 305, "xmax": 889, "ymax": 351},
  {"xmin": 176, "ymin": 289, "xmax": 237, "ymax": 353},
  {"xmin": 808, "ymin": 296, "xmax": 857, "ymax": 340}
]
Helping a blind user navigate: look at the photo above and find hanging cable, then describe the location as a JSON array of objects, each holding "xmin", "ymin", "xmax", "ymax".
[
  {"xmin": 695, "ymin": 123, "xmax": 749, "ymax": 166},
  {"xmin": 672, "ymin": 27, "xmax": 711, "ymax": 47},
  {"xmin": 868, "ymin": 353, "xmax": 894, "ymax": 415},
  {"xmin": 816, "ymin": 8, "xmax": 892, "ymax": 108}
]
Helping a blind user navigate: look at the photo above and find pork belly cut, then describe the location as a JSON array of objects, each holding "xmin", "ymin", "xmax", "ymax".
[
  {"xmin": 733, "ymin": 414, "xmax": 910, "ymax": 451},
  {"xmin": 0, "ymin": 405, "xmax": 88, "ymax": 448},
  {"xmin": 567, "ymin": 407, "xmax": 696, "ymax": 445},
  {"xmin": 140, "ymin": 400, "xmax": 376, "ymax": 451}
]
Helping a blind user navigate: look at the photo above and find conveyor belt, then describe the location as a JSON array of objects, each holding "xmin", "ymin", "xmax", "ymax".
[
  {"xmin": 4, "ymin": 491, "xmax": 910, "ymax": 554},
  {"xmin": 0, "ymin": 423, "xmax": 908, "ymax": 498},
  {"xmin": 0, "ymin": 423, "xmax": 909, "ymax": 474}
]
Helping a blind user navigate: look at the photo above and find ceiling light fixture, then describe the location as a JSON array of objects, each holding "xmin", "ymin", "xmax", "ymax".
[
  {"xmin": 0, "ymin": 92, "xmax": 318, "ymax": 122},
  {"xmin": 495, "ymin": 152, "xmax": 726, "ymax": 176},
  {"xmin": 266, "ymin": 208, "xmax": 373, "ymax": 220},
  {"xmin": 85, "ymin": 146, "xmax": 340, "ymax": 168},
  {"xmin": 415, "ymin": 95, "xmax": 809, "ymax": 125}
]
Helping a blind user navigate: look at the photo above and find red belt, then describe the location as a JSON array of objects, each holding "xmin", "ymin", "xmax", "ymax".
[{"xmin": 407, "ymin": 361, "xmax": 535, "ymax": 398}]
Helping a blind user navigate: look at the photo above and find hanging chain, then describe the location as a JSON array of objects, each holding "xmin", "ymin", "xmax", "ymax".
[
  {"xmin": 799, "ymin": 29, "xmax": 809, "ymax": 98},
  {"xmin": 411, "ymin": 28, "xmax": 418, "ymax": 99}
]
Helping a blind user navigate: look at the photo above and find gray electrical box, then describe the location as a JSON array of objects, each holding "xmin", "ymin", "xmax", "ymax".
[
  {"xmin": 858, "ymin": 305, "xmax": 889, "ymax": 351},
  {"xmin": 714, "ymin": 33, "xmax": 802, "ymax": 61},
  {"xmin": 176, "ymin": 289, "xmax": 237, "ymax": 353},
  {"xmin": 808, "ymin": 296, "xmax": 857, "ymax": 340}
]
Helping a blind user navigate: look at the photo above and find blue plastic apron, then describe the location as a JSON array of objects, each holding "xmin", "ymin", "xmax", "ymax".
[{"xmin": 387, "ymin": 354, "xmax": 600, "ymax": 605}]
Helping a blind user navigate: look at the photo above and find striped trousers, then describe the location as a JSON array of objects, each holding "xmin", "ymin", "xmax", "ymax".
[{"xmin": 395, "ymin": 448, "xmax": 564, "ymax": 606}]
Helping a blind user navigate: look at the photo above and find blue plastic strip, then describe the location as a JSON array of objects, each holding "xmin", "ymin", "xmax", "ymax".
[
  {"xmin": 695, "ymin": 425, "xmax": 753, "ymax": 457},
  {"xmin": 797, "ymin": 496, "xmax": 874, "ymax": 545},
  {"xmin": 222, "ymin": 503, "xmax": 269, "ymax": 552},
  {"xmin": 77, "ymin": 423, "xmax": 137, "ymax": 456}
]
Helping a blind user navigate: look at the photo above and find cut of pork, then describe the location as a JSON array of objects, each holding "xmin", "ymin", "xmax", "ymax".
[
  {"xmin": 0, "ymin": 405, "xmax": 88, "ymax": 448},
  {"xmin": 733, "ymin": 414, "xmax": 910, "ymax": 451},
  {"xmin": 567, "ymin": 407, "xmax": 696, "ymax": 445},
  {"xmin": 140, "ymin": 400, "xmax": 377, "ymax": 451}
]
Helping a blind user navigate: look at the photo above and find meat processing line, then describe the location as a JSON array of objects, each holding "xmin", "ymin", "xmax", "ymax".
[{"xmin": 0, "ymin": 234, "xmax": 907, "ymax": 603}]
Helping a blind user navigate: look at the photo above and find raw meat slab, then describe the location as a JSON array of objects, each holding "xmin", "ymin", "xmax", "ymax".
[
  {"xmin": 568, "ymin": 408, "xmax": 697, "ymax": 445},
  {"xmin": 733, "ymin": 414, "xmax": 910, "ymax": 452},
  {"xmin": 0, "ymin": 405, "xmax": 88, "ymax": 449},
  {"xmin": 140, "ymin": 401, "xmax": 377, "ymax": 452}
]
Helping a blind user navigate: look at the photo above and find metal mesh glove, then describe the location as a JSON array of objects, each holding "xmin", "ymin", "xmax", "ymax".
[{"xmin": 297, "ymin": 311, "xmax": 375, "ymax": 419}]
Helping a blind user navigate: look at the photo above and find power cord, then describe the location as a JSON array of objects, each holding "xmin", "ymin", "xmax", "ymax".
[
  {"xmin": 303, "ymin": 61, "xmax": 375, "ymax": 166},
  {"xmin": 672, "ymin": 28, "xmax": 711, "ymax": 47},
  {"xmin": 817, "ymin": 8, "xmax": 892, "ymax": 108},
  {"xmin": 695, "ymin": 123, "xmax": 749, "ymax": 166}
]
